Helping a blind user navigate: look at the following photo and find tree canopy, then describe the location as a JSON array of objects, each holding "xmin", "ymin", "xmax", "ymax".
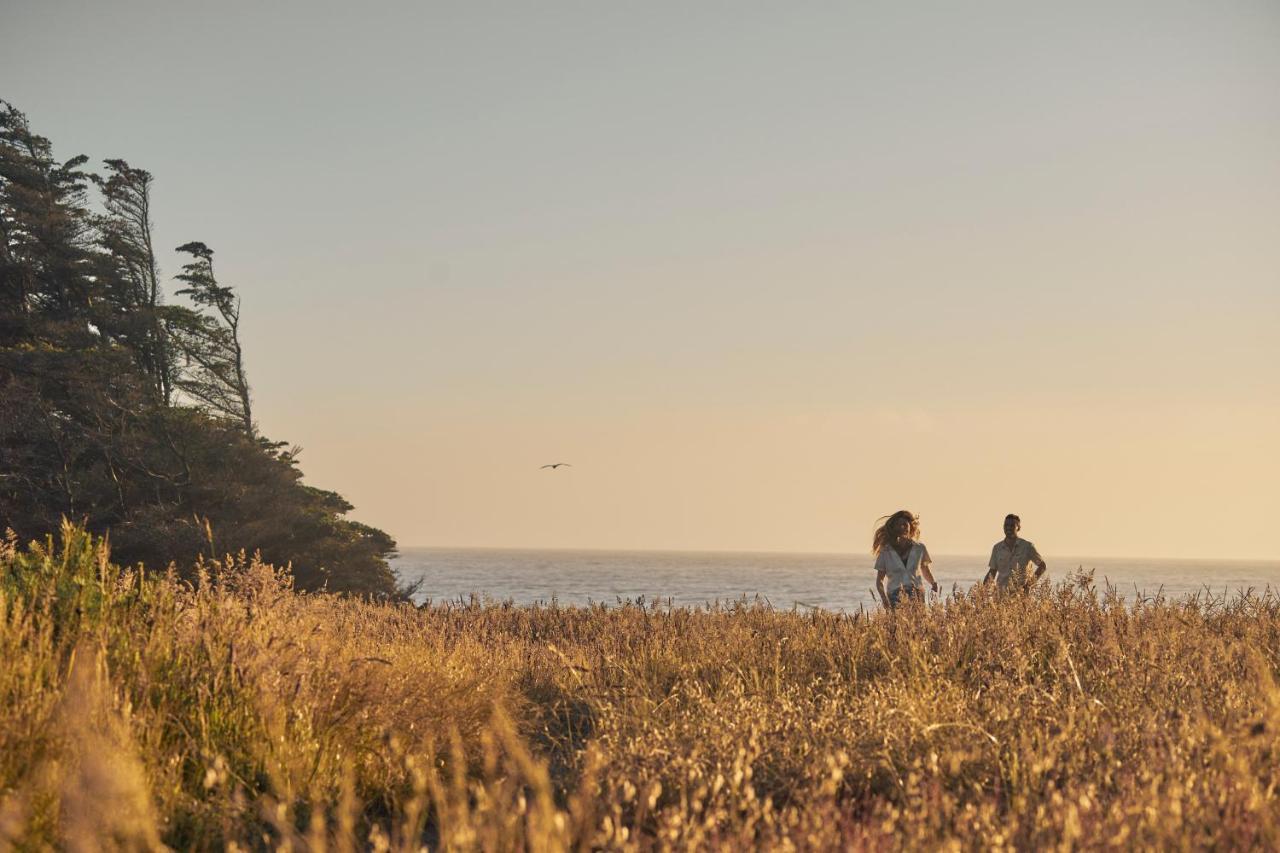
[{"xmin": 0, "ymin": 99, "xmax": 400, "ymax": 597}]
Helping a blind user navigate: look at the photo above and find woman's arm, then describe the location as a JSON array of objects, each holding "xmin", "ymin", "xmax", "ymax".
[
  {"xmin": 920, "ymin": 545, "xmax": 939, "ymax": 594},
  {"xmin": 921, "ymin": 558, "xmax": 942, "ymax": 591},
  {"xmin": 875, "ymin": 567, "xmax": 890, "ymax": 608},
  {"xmin": 921, "ymin": 562, "xmax": 939, "ymax": 594}
]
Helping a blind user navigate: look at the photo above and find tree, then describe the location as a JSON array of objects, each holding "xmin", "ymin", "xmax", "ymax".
[
  {"xmin": 0, "ymin": 99, "xmax": 130, "ymax": 531},
  {"xmin": 0, "ymin": 100, "xmax": 96, "ymax": 346},
  {"xmin": 92, "ymin": 159, "xmax": 172, "ymax": 403},
  {"xmin": 170, "ymin": 242, "xmax": 253, "ymax": 435}
]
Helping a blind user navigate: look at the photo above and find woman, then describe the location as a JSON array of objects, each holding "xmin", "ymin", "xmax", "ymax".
[{"xmin": 872, "ymin": 510, "xmax": 939, "ymax": 609}]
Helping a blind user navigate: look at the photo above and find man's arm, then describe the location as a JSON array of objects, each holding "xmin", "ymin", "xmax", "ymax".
[
  {"xmin": 1030, "ymin": 544, "xmax": 1047, "ymax": 580},
  {"xmin": 983, "ymin": 546, "xmax": 998, "ymax": 584}
]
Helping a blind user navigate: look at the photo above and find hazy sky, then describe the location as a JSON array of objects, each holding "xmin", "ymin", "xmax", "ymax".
[{"xmin": 5, "ymin": 1, "xmax": 1278, "ymax": 559}]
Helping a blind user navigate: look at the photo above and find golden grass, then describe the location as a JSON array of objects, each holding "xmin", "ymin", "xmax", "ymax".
[{"xmin": 1, "ymin": 524, "xmax": 1277, "ymax": 850}]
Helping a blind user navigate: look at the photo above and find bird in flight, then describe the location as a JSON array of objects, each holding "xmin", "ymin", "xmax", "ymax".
[{"xmin": 540, "ymin": 463, "xmax": 572, "ymax": 469}]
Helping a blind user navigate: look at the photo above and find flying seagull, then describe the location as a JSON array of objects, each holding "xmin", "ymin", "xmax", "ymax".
[{"xmin": 540, "ymin": 463, "xmax": 572, "ymax": 469}]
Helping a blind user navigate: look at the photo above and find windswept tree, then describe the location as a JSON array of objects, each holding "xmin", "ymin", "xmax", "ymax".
[
  {"xmin": 169, "ymin": 241, "xmax": 253, "ymax": 435},
  {"xmin": 0, "ymin": 100, "xmax": 96, "ymax": 345},
  {"xmin": 92, "ymin": 159, "xmax": 172, "ymax": 403},
  {"xmin": 0, "ymin": 99, "xmax": 131, "ymax": 528}
]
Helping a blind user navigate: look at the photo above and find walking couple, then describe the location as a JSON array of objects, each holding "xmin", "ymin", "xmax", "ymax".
[{"xmin": 873, "ymin": 510, "xmax": 1048, "ymax": 609}]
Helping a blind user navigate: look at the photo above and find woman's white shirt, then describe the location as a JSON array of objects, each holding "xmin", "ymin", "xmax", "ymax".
[{"xmin": 875, "ymin": 542, "xmax": 931, "ymax": 594}]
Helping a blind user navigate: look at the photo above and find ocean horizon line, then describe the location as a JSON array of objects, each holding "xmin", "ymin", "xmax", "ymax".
[{"xmin": 394, "ymin": 543, "xmax": 1280, "ymax": 566}]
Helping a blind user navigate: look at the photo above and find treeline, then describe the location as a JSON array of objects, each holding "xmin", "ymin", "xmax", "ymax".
[{"xmin": 0, "ymin": 99, "xmax": 400, "ymax": 597}]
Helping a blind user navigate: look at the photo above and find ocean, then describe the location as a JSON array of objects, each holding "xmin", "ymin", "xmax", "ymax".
[{"xmin": 392, "ymin": 548, "xmax": 1280, "ymax": 611}]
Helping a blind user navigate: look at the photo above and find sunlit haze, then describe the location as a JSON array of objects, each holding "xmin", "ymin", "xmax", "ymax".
[{"xmin": 6, "ymin": 1, "xmax": 1278, "ymax": 559}]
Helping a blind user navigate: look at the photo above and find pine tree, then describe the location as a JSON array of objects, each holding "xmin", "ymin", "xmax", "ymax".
[
  {"xmin": 0, "ymin": 99, "xmax": 134, "ymax": 527},
  {"xmin": 93, "ymin": 159, "xmax": 172, "ymax": 403},
  {"xmin": 169, "ymin": 242, "xmax": 253, "ymax": 435},
  {"xmin": 0, "ymin": 100, "xmax": 96, "ymax": 344}
]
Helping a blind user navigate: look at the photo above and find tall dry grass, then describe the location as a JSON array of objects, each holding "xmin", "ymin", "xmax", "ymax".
[{"xmin": 1, "ymin": 524, "xmax": 1277, "ymax": 850}]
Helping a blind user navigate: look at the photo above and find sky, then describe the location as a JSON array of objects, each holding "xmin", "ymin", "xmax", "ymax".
[{"xmin": 4, "ymin": 1, "xmax": 1278, "ymax": 559}]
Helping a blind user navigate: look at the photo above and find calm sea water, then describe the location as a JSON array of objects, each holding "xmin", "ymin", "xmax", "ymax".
[{"xmin": 392, "ymin": 548, "xmax": 1280, "ymax": 611}]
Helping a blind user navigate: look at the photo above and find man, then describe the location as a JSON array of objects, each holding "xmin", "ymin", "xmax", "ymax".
[{"xmin": 984, "ymin": 514, "xmax": 1047, "ymax": 588}]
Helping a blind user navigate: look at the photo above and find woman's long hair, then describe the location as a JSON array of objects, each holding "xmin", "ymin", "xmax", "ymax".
[{"xmin": 872, "ymin": 510, "xmax": 920, "ymax": 555}]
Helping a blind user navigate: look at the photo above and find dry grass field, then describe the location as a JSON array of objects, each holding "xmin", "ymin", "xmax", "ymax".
[{"xmin": 1, "ymin": 524, "xmax": 1278, "ymax": 850}]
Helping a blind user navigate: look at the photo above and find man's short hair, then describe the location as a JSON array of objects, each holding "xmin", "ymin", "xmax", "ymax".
[{"xmin": 1005, "ymin": 513, "xmax": 1021, "ymax": 524}]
